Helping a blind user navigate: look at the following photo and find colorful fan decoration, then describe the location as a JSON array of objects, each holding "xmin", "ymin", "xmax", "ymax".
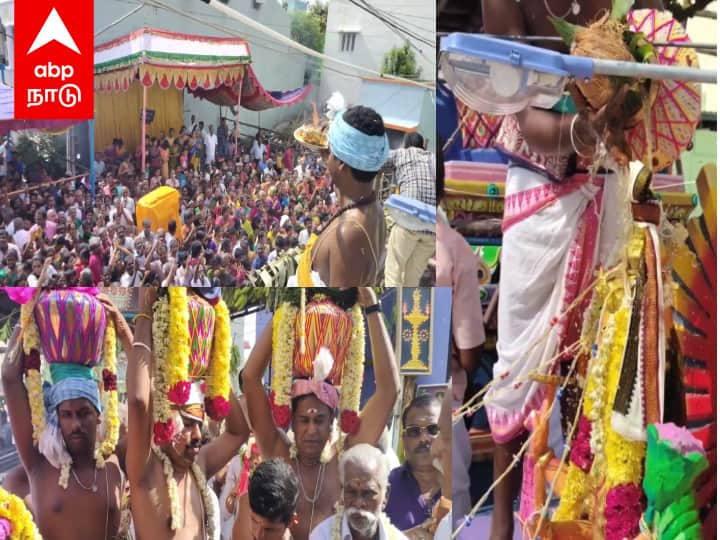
[
  {"xmin": 626, "ymin": 9, "xmax": 702, "ymax": 172},
  {"xmin": 669, "ymin": 163, "xmax": 716, "ymax": 538}
]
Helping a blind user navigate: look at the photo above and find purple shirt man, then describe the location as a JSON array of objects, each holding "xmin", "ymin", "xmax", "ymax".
[{"xmin": 386, "ymin": 462, "xmax": 442, "ymax": 530}]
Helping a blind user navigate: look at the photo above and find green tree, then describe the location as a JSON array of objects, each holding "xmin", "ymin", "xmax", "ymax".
[
  {"xmin": 309, "ymin": 2, "xmax": 328, "ymax": 36},
  {"xmin": 14, "ymin": 133, "xmax": 67, "ymax": 182},
  {"xmin": 291, "ymin": 11, "xmax": 325, "ymax": 53},
  {"xmin": 381, "ymin": 42, "xmax": 421, "ymax": 79}
]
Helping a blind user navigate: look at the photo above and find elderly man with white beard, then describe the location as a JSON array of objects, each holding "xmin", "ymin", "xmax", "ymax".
[{"xmin": 310, "ymin": 443, "xmax": 408, "ymax": 540}]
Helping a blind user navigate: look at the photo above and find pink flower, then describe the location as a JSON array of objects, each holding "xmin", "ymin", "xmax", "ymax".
[
  {"xmin": 570, "ymin": 415, "xmax": 594, "ymax": 473},
  {"xmin": 168, "ymin": 381, "xmax": 191, "ymax": 405},
  {"xmin": 605, "ymin": 484, "xmax": 644, "ymax": 540},
  {"xmin": 22, "ymin": 350, "xmax": 41, "ymax": 374},
  {"xmin": 269, "ymin": 390, "xmax": 291, "ymax": 428},
  {"xmin": 273, "ymin": 404, "xmax": 291, "ymax": 429},
  {"xmin": 654, "ymin": 422, "xmax": 704, "ymax": 456},
  {"xmin": 102, "ymin": 369, "xmax": 117, "ymax": 392},
  {"xmin": 340, "ymin": 409, "xmax": 361, "ymax": 435},
  {"xmin": 0, "ymin": 518, "xmax": 11, "ymax": 540},
  {"xmin": 204, "ymin": 396, "xmax": 230, "ymax": 420},
  {"xmin": 1, "ymin": 287, "xmax": 100, "ymax": 305},
  {"xmin": 153, "ymin": 420, "xmax": 175, "ymax": 446}
]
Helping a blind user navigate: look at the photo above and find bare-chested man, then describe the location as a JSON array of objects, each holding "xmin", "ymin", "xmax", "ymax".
[
  {"xmin": 290, "ymin": 107, "xmax": 389, "ymax": 286},
  {"xmin": 1, "ymin": 296, "xmax": 127, "ymax": 540},
  {"xmin": 479, "ymin": 2, "xmax": 664, "ymax": 538},
  {"xmin": 125, "ymin": 287, "xmax": 250, "ymax": 540},
  {"xmin": 243, "ymin": 287, "xmax": 401, "ymax": 539}
]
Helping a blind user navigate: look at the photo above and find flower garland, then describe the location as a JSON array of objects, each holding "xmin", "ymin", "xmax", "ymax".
[
  {"xmin": 602, "ymin": 301, "xmax": 645, "ymax": 540},
  {"xmin": 152, "ymin": 445, "xmax": 214, "ymax": 539},
  {"xmin": 205, "ymin": 298, "xmax": 231, "ymax": 421},
  {"xmin": 20, "ymin": 301, "xmax": 45, "ymax": 446},
  {"xmin": 153, "ymin": 445, "xmax": 181, "ymax": 531},
  {"xmin": 99, "ymin": 320, "xmax": 119, "ymax": 460},
  {"xmin": 337, "ymin": 304, "xmax": 365, "ymax": 447},
  {"xmin": 236, "ymin": 441, "xmax": 261, "ymax": 496},
  {"xmin": 0, "ymin": 487, "xmax": 40, "ymax": 540},
  {"xmin": 59, "ymin": 462, "xmax": 70, "ymax": 490},
  {"xmin": 270, "ymin": 303, "xmax": 297, "ymax": 429},
  {"xmin": 554, "ymin": 279, "xmax": 618, "ymax": 521},
  {"xmin": 331, "ymin": 505, "xmax": 401, "ymax": 540},
  {"xmin": 190, "ymin": 462, "xmax": 215, "ymax": 540},
  {"xmin": 167, "ymin": 288, "xmax": 191, "ymax": 405},
  {"xmin": 152, "ymin": 295, "xmax": 174, "ymax": 446}
]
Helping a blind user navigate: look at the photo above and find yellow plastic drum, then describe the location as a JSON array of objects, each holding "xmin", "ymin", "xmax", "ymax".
[{"xmin": 136, "ymin": 186, "xmax": 181, "ymax": 237}]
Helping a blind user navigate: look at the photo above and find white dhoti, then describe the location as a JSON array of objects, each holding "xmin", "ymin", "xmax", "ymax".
[{"xmin": 487, "ymin": 166, "xmax": 623, "ymax": 443}]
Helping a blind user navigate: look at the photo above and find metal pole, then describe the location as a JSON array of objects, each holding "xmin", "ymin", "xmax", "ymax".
[
  {"xmin": 439, "ymin": 32, "xmax": 718, "ymax": 51},
  {"xmin": 235, "ymin": 71, "xmax": 241, "ymax": 159},
  {"xmin": 89, "ymin": 119, "xmax": 95, "ymax": 200},
  {"xmin": 591, "ymin": 57, "xmax": 716, "ymax": 83},
  {"xmin": 141, "ymin": 83, "xmax": 147, "ymax": 177}
]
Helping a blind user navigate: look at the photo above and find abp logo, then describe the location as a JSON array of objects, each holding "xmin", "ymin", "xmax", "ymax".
[{"xmin": 15, "ymin": 1, "xmax": 93, "ymax": 120}]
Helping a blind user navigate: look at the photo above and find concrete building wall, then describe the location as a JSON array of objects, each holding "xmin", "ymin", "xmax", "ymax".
[
  {"xmin": 93, "ymin": 0, "xmax": 307, "ymax": 136},
  {"xmin": 320, "ymin": 0, "xmax": 434, "ymax": 106},
  {"xmin": 0, "ymin": 0, "xmax": 13, "ymax": 87},
  {"xmin": 686, "ymin": 3, "xmax": 717, "ymax": 114}
]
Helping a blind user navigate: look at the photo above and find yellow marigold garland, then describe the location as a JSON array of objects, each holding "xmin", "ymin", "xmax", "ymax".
[
  {"xmin": 167, "ymin": 288, "xmax": 191, "ymax": 405},
  {"xmin": 20, "ymin": 301, "xmax": 45, "ymax": 446},
  {"xmin": 553, "ymin": 462, "xmax": 588, "ymax": 521},
  {"xmin": 555, "ymin": 277, "xmax": 617, "ymax": 521},
  {"xmin": 336, "ymin": 304, "xmax": 365, "ymax": 455},
  {"xmin": 205, "ymin": 298, "xmax": 231, "ymax": 420},
  {"xmin": 152, "ymin": 295, "xmax": 173, "ymax": 445},
  {"xmin": 270, "ymin": 303, "xmax": 297, "ymax": 428},
  {"xmin": 602, "ymin": 306, "xmax": 645, "ymax": 489},
  {"xmin": 99, "ymin": 320, "xmax": 119, "ymax": 459},
  {"xmin": 0, "ymin": 487, "xmax": 41, "ymax": 540}
]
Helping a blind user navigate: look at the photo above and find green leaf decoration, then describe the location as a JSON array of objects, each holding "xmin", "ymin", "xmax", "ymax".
[
  {"xmin": 549, "ymin": 16, "xmax": 579, "ymax": 46},
  {"xmin": 611, "ymin": 0, "xmax": 635, "ymax": 21}
]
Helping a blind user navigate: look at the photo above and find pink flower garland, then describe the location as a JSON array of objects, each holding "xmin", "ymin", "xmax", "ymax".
[
  {"xmin": 605, "ymin": 483, "xmax": 644, "ymax": 540},
  {"xmin": 569, "ymin": 414, "xmax": 594, "ymax": 473}
]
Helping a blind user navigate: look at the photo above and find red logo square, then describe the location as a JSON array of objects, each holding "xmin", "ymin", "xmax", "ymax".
[{"xmin": 14, "ymin": 0, "xmax": 93, "ymax": 120}]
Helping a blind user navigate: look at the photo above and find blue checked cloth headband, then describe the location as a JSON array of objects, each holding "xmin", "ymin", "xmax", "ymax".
[
  {"xmin": 44, "ymin": 364, "xmax": 102, "ymax": 420},
  {"xmin": 328, "ymin": 110, "xmax": 389, "ymax": 172}
]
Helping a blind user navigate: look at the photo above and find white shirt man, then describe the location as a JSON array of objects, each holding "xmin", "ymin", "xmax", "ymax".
[
  {"xmin": 309, "ymin": 444, "xmax": 408, "ymax": 540},
  {"xmin": 298, "ymin": 227, "xmax": 310, "ymax": 247},
  {"xmin": 12, "ymin": 223, "xmax": 29, "ymax": 253},
  {"xmin": 251, "ymin": 139, "xmax": 265, "ymax": 162},
  {"xmin": 310, "ymin": 511, "xmax": 408, "ymax": 540},
  {"xmin": 121, "ymin": 192, "xmax": 136, "ymax": 215},
  {"xmin": 205, "ymin": 129, "xmax": 218, "ymax": 165}
]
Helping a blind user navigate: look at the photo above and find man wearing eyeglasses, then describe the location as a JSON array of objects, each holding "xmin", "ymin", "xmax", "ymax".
[{"xmin": 384, "ymin": 394, "xmax": 442, "ymax": 539}]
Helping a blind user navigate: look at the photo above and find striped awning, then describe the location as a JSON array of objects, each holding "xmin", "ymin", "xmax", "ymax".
[{"xmin": 94, "ymin": 28, "xmax": 309, "ymax": 110}]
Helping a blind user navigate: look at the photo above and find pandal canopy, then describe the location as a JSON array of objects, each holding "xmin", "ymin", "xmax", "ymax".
[{"xmin": 94, "ymin": 27, "xmax": 310, "ymax": 110}]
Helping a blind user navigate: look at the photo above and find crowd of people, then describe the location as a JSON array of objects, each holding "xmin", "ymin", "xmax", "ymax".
[
  {"xmin": 0, "ymin": 287, "xmax": 452, "ymax": 540},
  {"xmin": 0, "ymin": 107, "xmax": 436, "ymax": 288},
  {"xmin": 0, "ymin": 119, "xmax": 344, "ymax": 288}
]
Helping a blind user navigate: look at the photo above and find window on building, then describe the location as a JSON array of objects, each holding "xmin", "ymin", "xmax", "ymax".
[{"xmin": 340, "ymin": 32, "xmax": 357, "ymax": 52}]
